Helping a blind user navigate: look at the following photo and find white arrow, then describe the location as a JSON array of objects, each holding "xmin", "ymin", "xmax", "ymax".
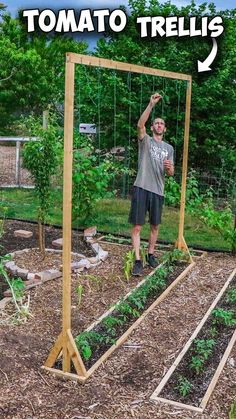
[{"xmin": 198, "ymin": 38, "xmax": 218, "ymax": 73}]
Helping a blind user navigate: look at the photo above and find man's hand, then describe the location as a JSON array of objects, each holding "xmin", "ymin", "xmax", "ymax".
[
  {"xmin": 150, "ymin": 93, "xmax": 162, "ymax": 107},
  {"xmin": 164, "ymin": 160, "xmax": 174, "ymax": 176}
]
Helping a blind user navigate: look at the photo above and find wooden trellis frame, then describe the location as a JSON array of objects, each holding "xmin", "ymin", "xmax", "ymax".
[{"xmin": 43, "ymin": 53, "xmax": 192, "ymax": 382}]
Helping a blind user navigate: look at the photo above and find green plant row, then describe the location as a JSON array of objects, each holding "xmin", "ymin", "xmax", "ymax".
[
  {"xmin": 75, "ymin": 249, "xmax": 188, "ymax": 363},
  {"xmin": 174, "ymin": 287, "xmax": 236, "ymax": 398}
]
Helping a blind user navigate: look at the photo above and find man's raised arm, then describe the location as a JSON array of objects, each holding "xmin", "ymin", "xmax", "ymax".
[{"xmin": 137, "ymin": 93, "xmax": 162, "ymax": 140}]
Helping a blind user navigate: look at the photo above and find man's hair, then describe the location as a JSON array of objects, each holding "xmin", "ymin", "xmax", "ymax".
[{"xmin": 151, "ymin": 117, "xmax": 166, "ymax": 126}]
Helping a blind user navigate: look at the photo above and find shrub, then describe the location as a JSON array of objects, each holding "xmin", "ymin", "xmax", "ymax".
[
  {"xmin": 72, "ymin": 133, "xmax": 116, "ymax": 220},
  {"xmin": 197, "ymin": 198, "xmax": 236, "ymax": 254}
]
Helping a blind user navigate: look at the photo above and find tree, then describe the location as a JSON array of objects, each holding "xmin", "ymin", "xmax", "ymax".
[
  {"xmin": 0, "ymin": 12, "xmax": 88, "ymax": 133},
  {"xmin": 22, "ymin": 115, "xmax": 63, "ymax": 254}
]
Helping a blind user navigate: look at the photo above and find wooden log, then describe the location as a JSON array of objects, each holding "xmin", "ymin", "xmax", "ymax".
[
  {"xmin": 150, "ymin": 267, "xmax": 236, "ymax": 411},
  {"xmin": 41, "ymin": 366, "xmax": 87, "ymax": 384},
  {"xmin": 150, "ymin": 397, "xmax": 203, "ymax": 413},
  {"xmin": 44, "ymin": 332, "xmax": 63, "ymax": 368},
  {"xmin": 176, "ymin": 78, "xmax": 192, "ymax": 258},
  {"xmin": 66, "ymin": 329, "xmax": 87, "ymax": 377},
  {"xmin": 62, "ymin": 57, "xmax": 75, "ymax": 372},
  {"xmin": 67, "ymin": 53, "xmax": 192, "ymax": 81}
]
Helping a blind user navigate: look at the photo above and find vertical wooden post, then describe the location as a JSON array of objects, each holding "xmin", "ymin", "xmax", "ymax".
[
  {"xmin": 176, "ymin": 78, "xmax": 192, "ymax": 257},
  {"xmin": 62, "ymin": 55, "xmax": 75, "ymax": 372}
]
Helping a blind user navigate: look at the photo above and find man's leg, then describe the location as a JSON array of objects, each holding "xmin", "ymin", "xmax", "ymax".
[
  {"xmin": 131, "ymin": 224, "xmax": 143, "ymax": 276},
  {"xmin": 147, "ymin": 224, "xmax": 159, "ymax": 268},
  {"xmin": 131, "ymin": 224, "xmax": 142, "ymax": 260},
  {"xmin": 129, "ymin": 187, "xmax": 147, "ymax": 276},
  {"xmin": 147, "ymin": 191, "xmax": 163, "ymax": 268},
  {"xmin": 148, "ymin": 224, "xmax": 159, "ymax": 254}
]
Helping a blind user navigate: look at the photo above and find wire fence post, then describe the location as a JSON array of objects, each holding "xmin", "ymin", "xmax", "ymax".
[{"xmin": 15, "ymin": 140, "xmax": 21, "ymax": 186}]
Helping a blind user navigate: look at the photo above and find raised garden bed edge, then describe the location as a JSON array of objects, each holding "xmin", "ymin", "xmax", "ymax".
[{"xmin": 150, "ymin": 267, "xmax": 236, "ymax": 413}]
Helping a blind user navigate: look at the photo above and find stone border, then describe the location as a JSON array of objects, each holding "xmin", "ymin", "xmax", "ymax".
[{"xmin": 2, "ymin": 241, "xmax": 109, "ymax": 298}]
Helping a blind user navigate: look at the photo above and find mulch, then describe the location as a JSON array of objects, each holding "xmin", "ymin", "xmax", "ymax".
[{"xmin": 0, "ymin": 220, "xmax": 235, "ymax": 419}]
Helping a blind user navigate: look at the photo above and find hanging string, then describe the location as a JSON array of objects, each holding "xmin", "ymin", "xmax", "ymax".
[
  {"xmin": 97, "ymin": 67, "xmax": 101, "ymax": 163},
  {"xmin": 77, "ymin": 66, "xmax": 81, "ymax": 127},
  {"xmin": 113, "ymin": 70, "xmax": 117, "ymax": 149},
  {"xmin": 175, "ymin": 80, "xmax": 182, "ymax": 165},
  {"xmin": 139, "ymin": 73, "xmax": 143, "ymax": 118},
  {"xmin": 112, "ymin": 70, "xmax": 117, "ymax": 191},
  {"xmin": 82, "ymin": 64, "xmax": 97, "ymax": 107},
  {"xmin": 151, "ymin": 75, "xmax": 155, "ymax": 121},
  {"xmin": 122, "ymin": 72, "xmax": 132, "ymax": 197},
  {"xmin": 161, "ymin": 78, "xmax": 166, "ymax": 118},
  {"xmin": 127, "ymin": 71, "xmax": 132, "ymax": 196}
]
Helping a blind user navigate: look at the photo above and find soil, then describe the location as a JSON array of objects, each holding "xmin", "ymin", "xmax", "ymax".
[
  {"xmin": 0, "ymin": 220, "xmax": 93, "ymax": 257},
  {"xmin": 0, "ymin": 220, "xmax": 236, "ymax": 419}
]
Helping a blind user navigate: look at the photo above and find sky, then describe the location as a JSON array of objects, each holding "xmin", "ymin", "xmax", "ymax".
[
  {"xmin": 2, "ymin": 0, "xmax": 235, "ymax": 49},
  {"xmin": 3, "ymin": 0, "xmax": 235, "ymax": 16}
]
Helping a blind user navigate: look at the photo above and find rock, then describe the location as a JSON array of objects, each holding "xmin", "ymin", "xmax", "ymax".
[
  {"xmin": 27, "ymin": 272, "xmax": 37, "ymax": 281},
  {"xmin": 52, "ymin": 238, "xmax": 63, "ymax": 248},
  {"xmin": 3, "ymin": 289, "xmax": 12, "ymax": 297},
  {"xmin": 84, "ymin": 226, "xmax": 97, "ymax": 238},
  {"xmin": 71, "ymin": 259, "xmax": 91, "ymax": 271},
  {"xmin": 90, "ymin": 261, "xmax": 102, "ymax": 268},
  {"xmin": 228, "ymin": 357, "xmax": 235, "ymax": 367},
  {"xmin": 34, "ymin": 269, "xmax": 61, "ymax": 281},
  {"xmin": 24, "ymin": 279, "xmax": 38, "ymax": 286},
  {"xmin": 4, "ymin": 261, "xmax": 15, "ymax": 269},
  {"xmin": 87, "ymin": 256, "xmax": 100, "ymax": 264},
  {"xmin": 8, "ymin": 264, "xmax": 18, "ymax": 276},
  {"xmin": 0, "ymin": 297, "xmax": 12, "ymax": 310},
  {"xmin": 16, "ymin": 268, "xmax": 29, "ymax": 280},
  {"xmin": 91, "ymin": 243, "xmax": 108, "ymax": 261},
  {"xmin": 14, "ymin": 230, "xmax": 33, "ymax": 238}
]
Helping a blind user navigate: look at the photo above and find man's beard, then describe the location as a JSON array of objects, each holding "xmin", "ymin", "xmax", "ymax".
[{"xmin": 153, "ymin": 128, "xmax": 164, "ymax": 136}]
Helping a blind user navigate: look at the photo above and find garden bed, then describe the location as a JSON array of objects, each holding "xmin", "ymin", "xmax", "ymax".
[
  {"xmin": 0, "ymin": 247, "xmax": 235, "ymax": 418},
  {"xmin": 150, "ymin": 268, "xmax": 236, "ymax": 412},
  {"xmin": 46, "ymin": 257, "xmax": 195, "ymax": 382}
]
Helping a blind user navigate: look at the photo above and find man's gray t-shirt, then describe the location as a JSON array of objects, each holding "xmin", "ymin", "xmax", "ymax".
[{"xmin": 134, "ymin": 134, "xmax": 174, "ymax": 196}]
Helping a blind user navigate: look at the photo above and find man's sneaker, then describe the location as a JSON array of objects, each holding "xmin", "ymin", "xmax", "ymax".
[
  {"xmin": 132, "ymin": 260, "xmax": 143, "ymax": 276},
  {"xmin": 147, "ymin": 254, "xmax": 158, "ymax": 268}
]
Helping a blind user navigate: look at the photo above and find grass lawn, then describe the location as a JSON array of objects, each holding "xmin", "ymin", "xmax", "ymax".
[{"xmin": 0, "ymin": 188, "xmax": 232, "ymax": 251}]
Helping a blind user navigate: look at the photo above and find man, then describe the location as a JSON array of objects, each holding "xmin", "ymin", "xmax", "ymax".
[{"xmin": 129, "ymin": 93, "xmax": 174, "ymax": 276}]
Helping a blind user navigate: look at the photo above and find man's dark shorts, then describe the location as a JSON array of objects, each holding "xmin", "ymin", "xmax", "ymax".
[{"xmin": 129, "ymin": 186, "xmax": 164, "ymax": 226}]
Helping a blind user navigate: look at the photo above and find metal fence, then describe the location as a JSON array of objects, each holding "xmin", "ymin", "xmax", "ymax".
[
  {"xmin": 0, "ymin": 137, "xmax": 35, "ymax": 188},
  {"xmin": 0, "ymin": 137, "xmax": 235, "ymax": 207}
]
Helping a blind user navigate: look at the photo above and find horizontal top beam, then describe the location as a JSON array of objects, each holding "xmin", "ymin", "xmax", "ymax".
[{"xmin": 67, "ymin": 52, "xmax": 192, "ymax": 82}]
